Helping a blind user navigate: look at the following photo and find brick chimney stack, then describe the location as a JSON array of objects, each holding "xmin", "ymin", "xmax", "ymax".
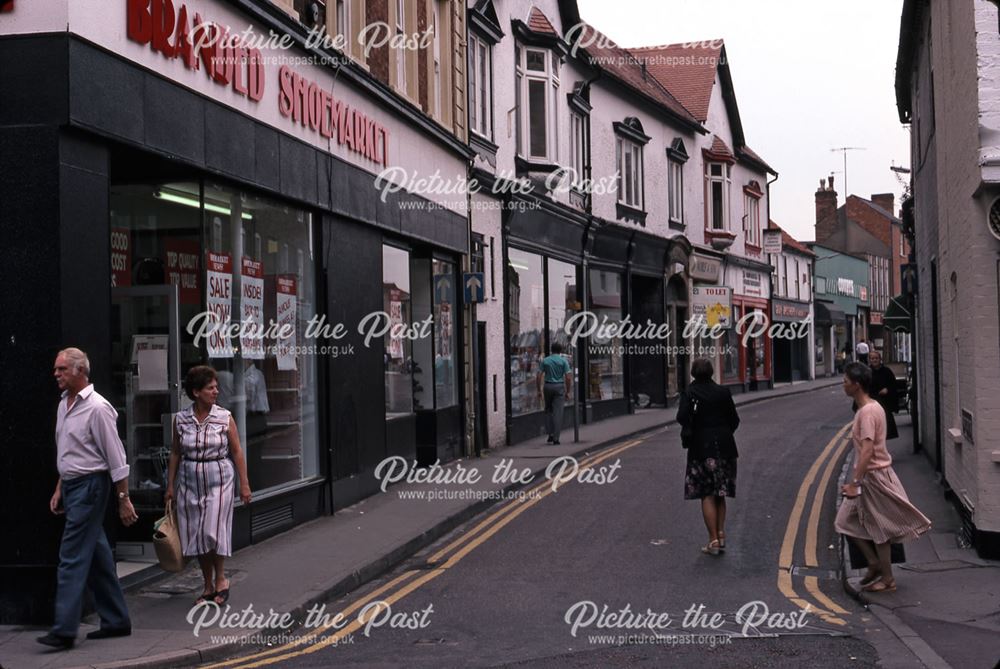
[
  {"xmin": 871, "ymin": 193, "xmax": 895, "ymax": 217},
  {"xmin": 815, "ymin": 176, "xmax": 839, "ymax": 244}
]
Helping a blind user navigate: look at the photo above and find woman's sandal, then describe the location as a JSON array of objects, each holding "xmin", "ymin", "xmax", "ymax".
[
  {"xmin": 701, "ymin": 539, "xmax": 721, "ymax": 556},
  {"xmin": 862, "ymin": 578, "xmax": 896, "ymax": 593},
  {"xmin": 214, "ymin": 581, "xmax": 231, "ymax": 605},
  {"xmin": 195, "ymin": 591, "xmax": 217, "ymax": 606}
]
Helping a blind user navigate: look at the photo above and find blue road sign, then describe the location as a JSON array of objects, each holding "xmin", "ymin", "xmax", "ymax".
[{"xmin": 463, "ymin": 272, "xmax": 485, "ymax": 304}]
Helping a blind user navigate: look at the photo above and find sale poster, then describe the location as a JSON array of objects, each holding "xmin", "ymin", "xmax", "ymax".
[
  {"xmin": 165, "ymin": 239, "xmax": 201, "ymax": 305},
  {"xmin": 110, "ymin": 227, "xmax": 131, "ymax": 288},
  {"xmin": 388, "ymin": 299, "xmax": 404, "ymax": 360},
  {"xmin": 240, "ymin": 257, "xmax": 265, "ymax": 360},
  {"xmin": 276, "ymin": 275, "xmax": 297, "ymax": 371},
  {"xmin": 206, "ymin": 251, "xmax": 234, "ymax": 358}
]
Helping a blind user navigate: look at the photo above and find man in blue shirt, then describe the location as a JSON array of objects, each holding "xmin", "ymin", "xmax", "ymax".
[{"xmin": 537, "ymin": 342, "xmax": 573, "ymax": 444}]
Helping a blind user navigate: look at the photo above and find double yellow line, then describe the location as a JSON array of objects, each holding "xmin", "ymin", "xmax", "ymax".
[
  {"xmin": 203, "ymin": 437, "xmax": 648, "ymax": 668},
  {"xmin": 776, "ymin": 421, "xmax": 853, "ymax": 626}
]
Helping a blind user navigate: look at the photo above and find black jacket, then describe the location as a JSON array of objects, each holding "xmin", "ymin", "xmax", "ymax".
[{"xmin": 677, "ymin": 380, "xmax": 741, "ymax": 460}]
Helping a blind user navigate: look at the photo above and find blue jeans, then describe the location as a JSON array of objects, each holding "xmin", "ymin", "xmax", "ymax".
[{"xmin": 52, "ymin": 473, "xmax": 131, "ymax": 637}]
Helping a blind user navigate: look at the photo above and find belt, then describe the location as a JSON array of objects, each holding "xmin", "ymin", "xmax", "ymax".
[{"xmin": 184, "ymin": 456, "xmax": 227, "ymax": 463}]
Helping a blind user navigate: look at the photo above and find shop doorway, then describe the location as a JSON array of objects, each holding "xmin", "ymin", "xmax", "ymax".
[{"xmin": 629, "ymin": 274, "xmax": 666, "ymax": 406}]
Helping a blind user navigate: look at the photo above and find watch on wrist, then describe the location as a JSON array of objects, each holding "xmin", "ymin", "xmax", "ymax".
[{"xmin": 118, "ymin": 491, "xmax": 130, "ymax": 501}]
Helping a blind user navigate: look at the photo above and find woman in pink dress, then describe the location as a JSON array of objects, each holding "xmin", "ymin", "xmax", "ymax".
[
  {"xmin": 166, "ymin": 366, "xmax": 251, "ymax": 606},
  {"xmin": 835, "ymin": 362, "xmax": 930, "ymax": 593}
]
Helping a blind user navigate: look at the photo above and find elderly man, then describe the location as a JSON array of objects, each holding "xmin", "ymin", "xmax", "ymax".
[{"xmin": 38, "ymin": 348, "xmax": 136, "ymax": 650}]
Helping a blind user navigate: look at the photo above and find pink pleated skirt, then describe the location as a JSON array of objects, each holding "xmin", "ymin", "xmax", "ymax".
[{"xmin": 835, "ymin": 466, "xmax": 931, "ymax": 545}]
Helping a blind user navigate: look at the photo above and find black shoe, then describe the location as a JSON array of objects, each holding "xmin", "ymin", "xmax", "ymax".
[
  {"xmin": 86, "ymin": 626, "xmax": 132, "ymax": 640},
  {"xmin": 552, "ymin": 439, "xmax": 560, "ymax": 445},
  {"xmin": 36, "ymin": 632, "xmax": 74, "ymax": 649},
  {"xmin": 546, "ymin": 436, "xmax": 555, "ymax": 444}
]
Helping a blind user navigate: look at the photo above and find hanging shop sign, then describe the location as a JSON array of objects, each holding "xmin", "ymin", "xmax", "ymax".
[
  {"xmin": 206, "ymin": 251, "xmax": 234, "ymax": 358},
  {"xmin": 762, "ymin": 229, "xmax": 783, "ymax": 255}
]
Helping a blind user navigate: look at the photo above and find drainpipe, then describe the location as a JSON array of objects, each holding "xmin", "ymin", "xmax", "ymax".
[{"xmin": 766, "ymin": 171, "xmax": 779, "ymax": 387}]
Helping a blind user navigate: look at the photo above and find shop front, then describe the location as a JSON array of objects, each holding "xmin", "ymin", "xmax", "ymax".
[
  {"xmin": 771, "ymin": 298, "xmax": 813, "ymax": 382},
  {"xmin": 0, "ymin": 0, "xmax": 469, "ymax": 623},
  {"xmin": 504, "ymin": 204, "xmax": 689, "ymax": 443}
]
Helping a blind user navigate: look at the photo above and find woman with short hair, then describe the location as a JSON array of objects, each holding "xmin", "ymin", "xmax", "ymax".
[
  {"xmin": 166, "ymin": 365, "xmax": 251, "ymax": 606},
  {"xmin": 677, "ymin": 358, "xmax": 741, "ymax": 556},
  {"xmin": 836, "ymin": 362, "xmax": 930, "ymax": 592}
]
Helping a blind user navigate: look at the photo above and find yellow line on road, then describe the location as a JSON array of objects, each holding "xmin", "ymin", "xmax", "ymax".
[
  {"xmin": 804, "ymin": 575, "xmax": 850, "ymax": 616},
  {"xmin": 209, "ymin": 438, "xmax": 646, "ymax": 668},
  {"xmin": 775, "ymin": 421, "xmax": 851, "ymax": 627},
  {"xmin": 805, "ymin": 439, "xmax": 850, "ymax": 567},
  {"xmin": 778, "ymin": 423, "xmax": 851, "ymax": 571}
]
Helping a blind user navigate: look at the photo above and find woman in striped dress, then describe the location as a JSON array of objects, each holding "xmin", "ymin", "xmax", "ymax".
[
  {"xmin": 166, "ymin": 366, "xmax": 251, "ymax": 606},
  {"xmin": 835, "ymin": 362, "xmax": 930, "ymax": 593}
]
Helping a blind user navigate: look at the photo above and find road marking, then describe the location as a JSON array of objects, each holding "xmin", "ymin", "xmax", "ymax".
[
  {"xmin": 804, "ymin": 575, "xmax": 850, "ymax": 616},
  {"xmin": 211, "ymin": 438, "xmax": 647, "ymax": 668},
  {"xmin": 805, "ymin": 439, "xmax": 851, "ymax": 567},
  {"xmin": 778, "ymin": 423, "xmax": 851, "ymax": 571},
  {"xmin": 776, "ymin": 421, "xmax": 852, "ymax": 626}
]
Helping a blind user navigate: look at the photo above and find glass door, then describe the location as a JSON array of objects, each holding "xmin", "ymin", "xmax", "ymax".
[{"xmin": 110, "ymin": 284, "xmax": 182, "ymax": 526}]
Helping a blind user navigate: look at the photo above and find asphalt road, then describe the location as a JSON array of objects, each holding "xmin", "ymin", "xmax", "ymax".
[{"xmin": 207, "ymin": 385, "xmax": 887, "ymax": 668}]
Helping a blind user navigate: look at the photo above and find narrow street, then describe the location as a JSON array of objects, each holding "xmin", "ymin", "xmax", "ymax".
[{"xmin": 203, "ymin": 387, "xmax": 881, "ymax": 668}]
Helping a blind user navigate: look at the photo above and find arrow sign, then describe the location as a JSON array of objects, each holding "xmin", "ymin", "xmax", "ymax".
[{"xmin": 463, "ymin": 272, "xmax": 485, "ymax": 304}]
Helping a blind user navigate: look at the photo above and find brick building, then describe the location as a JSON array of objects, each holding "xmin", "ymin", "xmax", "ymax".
[{"xmin": 896, "ymin": 0, "xmax": 1000, "ymax": 558}]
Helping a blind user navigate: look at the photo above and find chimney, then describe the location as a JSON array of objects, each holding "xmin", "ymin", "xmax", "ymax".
[
  {"xmin": 815, "ymin": 176, "xmax": 839, "ymax": 244},
  {"xmin": 871, "ymin": 193, "xmax": 895, "ymax": 217}
]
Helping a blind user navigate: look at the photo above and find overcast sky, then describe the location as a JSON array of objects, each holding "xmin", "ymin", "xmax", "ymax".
[{"xmin": 577, "ymin": 0, "xmax": 910, "ymax": 242}]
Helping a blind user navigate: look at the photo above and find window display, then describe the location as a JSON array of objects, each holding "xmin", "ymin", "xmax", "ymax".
[
  {"xmin": 548, "ymin": 259, "xmax": 579, "ymax": 399},
  {"xmin": 587, "ymin": 269, "xmax": 624, "ymax": 401},
  {"xmin": 433, "ymin": 259, "xmax": 458, "ymax": 408},
  {"xmin": 508, "ymin": 249, "xmax": 544, "ymax": 415},
  {"xmin": 383, "ymin": 245, "xmax": 414, "ymax": 417}
]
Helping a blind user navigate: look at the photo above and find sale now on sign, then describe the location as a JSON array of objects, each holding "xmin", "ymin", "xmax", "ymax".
[{"xmin": 206, "ymin": 251, "xmax": 233, "ymax": 358}]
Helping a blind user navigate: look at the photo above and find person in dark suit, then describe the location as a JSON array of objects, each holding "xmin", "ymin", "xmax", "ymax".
[
  {"xmin": 677, "ymin": 358, "xmax": 741, "ymax": 556},
  {"xmin": 868, "ymin": 351, "xmax": 899, "ymax": 440}
]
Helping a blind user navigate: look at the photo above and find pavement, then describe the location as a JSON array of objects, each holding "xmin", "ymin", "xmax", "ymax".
[
  {"xmin": 838, "ymin": 415, "xmax": 1000, "ymax": 669},
  {"xmin": 0, "ymin": 376, "xmax": 848, "ymax": 669}
]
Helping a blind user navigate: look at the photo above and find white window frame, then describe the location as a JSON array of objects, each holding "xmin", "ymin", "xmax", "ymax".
[
  {"xmin": 469, "ymin": 32, "xmax": 492, "ymax": 139},
  {"xmin": 743, "ymin": 192, "xmax": 761, "ymax": 247},
  {"xmin": 616, "ymin": 136, "xmax": 644, "ymax": 209},
  {"xmin": 706, "ymin": 162, "xmax": 731, "ymax": 231},
  {"xmin": 668, "ymin": 159, "xmax": 684, "ymax": 224},
  {"xmin": 516, "ymin": 46, "xmax": 560, "ymax": 161}
]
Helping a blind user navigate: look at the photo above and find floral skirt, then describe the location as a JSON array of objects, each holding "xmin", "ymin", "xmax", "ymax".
[{"xmin": 684, "ymin": 456, "xmax": 737, "ymax": 499}]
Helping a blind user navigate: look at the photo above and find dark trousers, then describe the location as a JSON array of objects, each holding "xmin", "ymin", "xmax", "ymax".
[
  {"xmin": 543, "ymin": 383, "xmax": 565, "ymax": 440},
  {"xmin": 52, "ymin": 473, "xmax": 131, "ymax": 637}
]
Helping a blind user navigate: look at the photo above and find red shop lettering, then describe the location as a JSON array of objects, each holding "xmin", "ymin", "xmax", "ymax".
[{"xmin": 127, "ymin": 0, "xmax": 264, "ymax": 102}]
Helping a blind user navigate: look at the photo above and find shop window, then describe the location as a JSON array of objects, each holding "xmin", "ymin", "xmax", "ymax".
[
  {"xmin": 383, "ymin": 245, "xmax": 413, "ymax": 417},
  {"xmin": 587, "ymin": 269, "xmax": 624, "ymax": 401},
  {"xmin": 411, "ymin": 258, "xmax": 433, "ymax": 411},
  {"xmin": 547, "ymin": 258, "xmax": 580, "ymax": 400},
  {"xmin": 508, "ymin": 249, "xmax": 545, "ymax": 415},
  {"xmin": 109, "ymin": 181, "xmax": 319, "ymax": 506},
  {"xmin": 433, "ymin": 259, "xmax": 458, "ymax": 408},
  {"xmin": 723, "ymin": 305, "xmax": 741, "ymax": 380}
]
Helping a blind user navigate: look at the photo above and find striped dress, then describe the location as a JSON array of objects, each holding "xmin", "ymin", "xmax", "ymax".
[{"xmin": 175, "ymin": 404, "xmax": 235, "ymax": 557}]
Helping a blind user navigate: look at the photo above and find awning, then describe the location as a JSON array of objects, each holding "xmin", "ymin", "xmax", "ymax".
[
  {"xmin": 884, "ymin": 295, "xmax": 912, "ymax": 333},
  {"xmin": 814, "ymin": 301, "xmax": 846, "ymax": 326}
]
